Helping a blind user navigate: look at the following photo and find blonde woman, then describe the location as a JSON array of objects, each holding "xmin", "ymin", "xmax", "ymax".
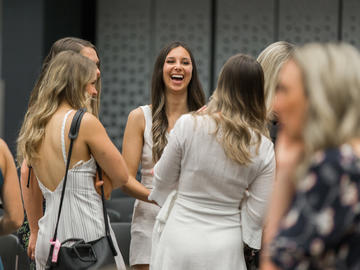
[
  {"xmin": 257, "ymin": 41, "xmax": 295, "ymax": 141},
  {"xmin": 18, "ymin": 37, "xmax": 104, "ymax": 264},
  {"xmin": 261, "ymin": 43, "xmax": 360, "ymax": 269},
  {"xmin": 149, "ymin": 54, "xmax": 275, "ymax": 269},
  {"xmin": 17, "ymin": 51, "xmax": 129, "ymax": 270},
  {"xmin": 256, "ymin": 41, "xmax": 296, "ymax": 252}
]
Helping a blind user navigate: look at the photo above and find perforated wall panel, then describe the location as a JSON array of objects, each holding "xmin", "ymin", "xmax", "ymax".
[
  {"xmin": 215, "ymin": 0, "xmax": 275, "ymax": 85},
  {"xmin": 97, "ymin": 0, "xmax": 152, "ymax": 148},
  {"xmin": 343, "ymin": 0, "xmax": 360, "ymax": 49},
  {"xmin": 153, "ymin": 0, "xmax": 211, "ymax": 95},
  {"xmin": 278, "ymin": 0, "xmax": 338, "ymax": 44}
]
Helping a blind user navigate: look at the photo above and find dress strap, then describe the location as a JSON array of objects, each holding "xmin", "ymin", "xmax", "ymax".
[
  {"xmin": 61, "ymin": 110, "xmax": 74, "ymax": 164},
  {"xmin": 140, "ymin": 105, "xmax": 152, "ymax": 136},
  {"xmin": 140, "ymin": 105, "xmax": 152, "ymax": 126}
]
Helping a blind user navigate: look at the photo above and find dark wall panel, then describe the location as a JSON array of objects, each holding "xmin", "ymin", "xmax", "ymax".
[
  {"xmin": 153, "ymin": 0, "xmax": 212, "ymax": 95},
  {"xmin": 3, "ymin": 0, "xmax": 44, "ymax": 152},
  {"xmin": 278, "ymin": 0, "xmax": 338, "ymax": 44},
  {"xmin": 97, "ymin": 0, "xmax": 152, "ymax": 148},
  {"xmin": 343, "ymin": 0, "xmax": 360, "ymax": 49},
  {"xmin": 215, "ymin": 0, "xmax": 275, "ymax": 84}
]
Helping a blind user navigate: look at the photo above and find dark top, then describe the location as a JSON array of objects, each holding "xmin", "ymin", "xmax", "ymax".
[{"xmin": 270, "ymin": 144, "xmax": 360, "ymax": 270}]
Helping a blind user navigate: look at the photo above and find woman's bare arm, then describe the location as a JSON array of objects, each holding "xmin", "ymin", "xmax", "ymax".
[
  {"xmin": 20, "ymin": 160, "xmax": 43, "ymax": 258},
  {"xmin": 121, "ymin": 108, "xmax": 151, "ymax": 202},
  {"xmin": 0, "ymin": 139, "xmax": 24, "ymax": 236},
  {"xmin": 82, "ymin": 113, "xmax": 129, "ymax": 189}
]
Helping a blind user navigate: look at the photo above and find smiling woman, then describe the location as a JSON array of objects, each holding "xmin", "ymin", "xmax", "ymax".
[{"xmin": 120, "ymin": 41, "xmax": 206, "ymax": 270}]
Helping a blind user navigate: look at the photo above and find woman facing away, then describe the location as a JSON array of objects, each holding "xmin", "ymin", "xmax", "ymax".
[
  {"xmin": 261, "ymin": 43, "xmax": 360, "ymax": 269},
  {"xmin": 17, "ymin": 51, "xmax": 129, "ymax": 270},
  {"xmin": 121, "ymin": 41, "xmax": 206, "ymax": 270},
  {"xmin": 18, "ymin": 37, "xmax": 103, "ymax": 266},
  {"xmin": 0, "ymin": 139, "xmax": 24, "ymax": 269},
  {"xmin": 148, "ymin": 54, "xmax": 275, "ymax": 270}
]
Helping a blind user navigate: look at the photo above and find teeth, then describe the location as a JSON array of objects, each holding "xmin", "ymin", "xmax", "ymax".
[{"xmin": 171, "ymin": 75, "xmax": 184, "ymax": 79}]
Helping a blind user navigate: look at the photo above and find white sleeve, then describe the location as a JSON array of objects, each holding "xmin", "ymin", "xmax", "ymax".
[
  {"xmin": 148, "ymin": 116, "xmax": 186, "ymax": 206},
  {"xmin": 241, "ymin": 141, "xmax": 276, "ymax": 249}
]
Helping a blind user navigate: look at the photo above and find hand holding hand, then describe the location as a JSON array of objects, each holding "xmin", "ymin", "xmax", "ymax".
[{"xmin": 94, "ymin": 170, "xmax": 113, "ymax": 200}]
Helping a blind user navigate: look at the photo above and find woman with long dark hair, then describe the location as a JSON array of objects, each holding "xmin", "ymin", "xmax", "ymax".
[
  {"xmin": 121, "ymin": 41, "xmax": 206, "ymax": 270},
  {"xmin": 149, "ymin": 54, "xmax": 275, "ymax": 269}
]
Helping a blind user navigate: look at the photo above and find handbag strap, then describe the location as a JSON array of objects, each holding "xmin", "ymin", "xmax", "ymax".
[
  {"xmin": 97, "ymin": 165, "xmax": 118, "ymax": 256},
  {"xmin": 50, "ymin": 108, "xmax": 117, "ymax": 256},
  {"xmin": 51, "ymin": 108, "xmax": 86, "ymax": 241}
]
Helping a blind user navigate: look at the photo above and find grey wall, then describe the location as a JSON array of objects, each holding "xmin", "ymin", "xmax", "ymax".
[
  {"xmin": 97, "ymin": 0, "xmax": 212, "ymax": 147},
  {"xmin": 2, "ymin": 0, "xmax": 44, "ymax": 152},
  {"xmin": 97, "ymin": 0, "xmax": 359, "ymax": 150},
  {"xmin": 1, "ymin": 0, "xmax": 95, "ymax": 154}
]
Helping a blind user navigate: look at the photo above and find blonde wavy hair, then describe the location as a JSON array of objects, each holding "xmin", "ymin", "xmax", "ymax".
[
  {"xmin": 28, "ymin": 37, "xmax": 102, "ymax": 117},
  {"xmin": 293, "ymin": 43, "xmax": 360, "ymax": 174},
  {"xmin": 204, "ymin": 54, "xmax": 268, "ymax": 165},
  {"xmin": 257, "ymin": 41, "xmax": 295, "ymax": 120},
  {"xmin": 17, "ymin": 51, "xmax": 97, "ymax": 165}
]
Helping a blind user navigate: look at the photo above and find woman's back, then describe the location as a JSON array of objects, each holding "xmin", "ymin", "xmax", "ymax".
[
  {"xmin": 150, "ymin": 115, "xmax": 275, "ymax": 270},
  {"xmin": 33, "ymin": 108, "xmax": 92, "ymax": 191},
  {"xmin": 33, "ymin": 108, "xmax": 126, "ymax": 270},
  {"xmin": 153, "ymin": 114, "xmax": 275, "ymax": 207}
]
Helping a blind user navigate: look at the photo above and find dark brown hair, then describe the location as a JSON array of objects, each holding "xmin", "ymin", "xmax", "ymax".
[{"xmin": 151, "ymin": 41, "xmax": 206, "ymax": 162}]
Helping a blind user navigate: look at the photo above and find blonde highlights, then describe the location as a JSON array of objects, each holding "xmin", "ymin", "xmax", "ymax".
[
  {"xmin": 257, "ymin": 41, "xmax": 295, "ymax": 120},
  {"xmin": 17, "ymin": 51, "xmax": 97, "ymax": 165},
  {"xmin": 293, "ymin": 43, "xmax": 360, "ymax": 175},
  {"xmin": 205, "ymin": 54, "xmax": 268, "ymax": 165}
]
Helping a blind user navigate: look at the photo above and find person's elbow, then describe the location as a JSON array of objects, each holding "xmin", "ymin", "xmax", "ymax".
[
  {"xmin": 2, "ymin": 211, "xmax": 24, "ymax": 234},
  {"xmin": 119, "ymin": 170, "xmax": 129, "ymax": 187},
  {"xmin": 112, "ymin": 170, "xmax": 129, "ymax": 189},
  {"xmin": 10, "ymin": 210, "xmax": 24, "ymax": 231},
  {"xmin": 10, "ymin": 213, "xmax": 24, "ymax": 231}
]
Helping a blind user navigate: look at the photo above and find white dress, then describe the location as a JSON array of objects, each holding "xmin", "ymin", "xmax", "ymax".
[
  {"xmin": 149, "ymin": 114, "xmax": 275, "ymax": 270},
  {"xmin": 129, "ymin": 105, "xmax": 161, "ymax": 266},
  {"xmin": 35, "ymin": 110, "xmax": 126, "ymax": 270}
]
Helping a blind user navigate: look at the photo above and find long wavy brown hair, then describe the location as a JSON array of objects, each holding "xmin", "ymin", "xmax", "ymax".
[
  {"xmin": 151, "ymin": 41, "xmax": 206, "ymax": 162},
  {"xmin": 204, "ymin": 54, "xmax": 268, "ymax": 165},
  {"xmin": 17, "ymin": 51, "xmax": 97, "ymax": 165}
]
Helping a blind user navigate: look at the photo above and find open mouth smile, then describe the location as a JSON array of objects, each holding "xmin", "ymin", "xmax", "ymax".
[{"xmin": 171, "ymin": 74, "xmax": 184, "ymax": 81}]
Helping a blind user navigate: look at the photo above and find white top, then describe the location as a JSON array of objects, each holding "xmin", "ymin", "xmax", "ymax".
[
  {"xmin": 149, "ymin": 114, "xmax": 275, "ymax": 270},
  {"xmin": 34, "ymin": 110, "xmax": 125, "ymax": 270},
  {"xmin": 139, "ymin": 105, "xmax": 155, "ymax": 188},
  {"xmin": 129, "ymin": 105, "xmax": 162, "ymax": 266}
]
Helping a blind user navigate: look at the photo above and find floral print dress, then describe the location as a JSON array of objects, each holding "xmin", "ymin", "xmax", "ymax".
[{"xmin": 270, "ymin": 144, "xmax": 360, "ymax": 270}]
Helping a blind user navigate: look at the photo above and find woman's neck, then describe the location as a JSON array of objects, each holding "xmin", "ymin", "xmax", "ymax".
[
  {"xmin": 165, "ymin": 91, "xmax": 188, "ymax": 131},
  {"xmin": 165, "ymin": 91, "xmax": 188, "ymax": 117},
  {"xmin": 58, "ymin": 100, "xmax": 73, "ymax": 112}
]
